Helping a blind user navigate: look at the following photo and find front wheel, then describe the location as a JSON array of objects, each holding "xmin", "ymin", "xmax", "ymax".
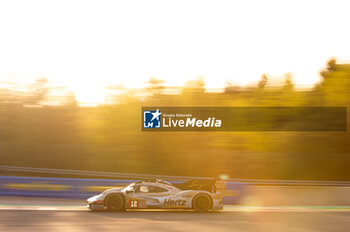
[
  {"xmin": 105, "ymin": 194, "xmax": 125, "ymax": 212},
  {"xmin": 192, "ymin": 194, "xmax": 212, "ymax": 212}
]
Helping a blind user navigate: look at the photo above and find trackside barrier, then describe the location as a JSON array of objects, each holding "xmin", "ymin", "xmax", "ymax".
[
  {"xmin": 2, "ymin": 165, "xmax": 350, "ymax": 186},
  {"xmin": 224, "ymin": 181, "xmax": 246, "ymax": 204},
  {"xmin": 0, "ymin": 176, "xmax": 246, "ymax": 204}
]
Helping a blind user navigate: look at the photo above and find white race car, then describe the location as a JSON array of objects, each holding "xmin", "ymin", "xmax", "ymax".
[{"xmin": 87, "ymin": 179, "xmax": 224, "ymax": 212}]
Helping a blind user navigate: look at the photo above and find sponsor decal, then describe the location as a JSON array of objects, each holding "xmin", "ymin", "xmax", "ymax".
[{"xmin": 164, "ymin": 199, "xmax": 186, "ymax": 207}]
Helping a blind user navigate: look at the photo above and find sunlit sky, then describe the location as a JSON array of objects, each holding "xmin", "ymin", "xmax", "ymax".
[{"xmin": 0, "ymin": 0, "xmax": 350, "ymax": 103}]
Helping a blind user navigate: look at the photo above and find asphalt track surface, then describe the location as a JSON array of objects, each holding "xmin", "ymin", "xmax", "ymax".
[{"xmin": 1, "ymin": 197, "xmax": 350, "ymax": 232}]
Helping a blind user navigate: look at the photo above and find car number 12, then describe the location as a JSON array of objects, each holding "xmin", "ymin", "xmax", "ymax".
[{"xmin": 130, "ymin": 200, "xmax": 138, "ymax": 208}]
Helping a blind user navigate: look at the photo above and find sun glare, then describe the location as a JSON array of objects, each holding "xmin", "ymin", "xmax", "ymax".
[
  {"xmin": 0, "ymin": 0, "xmax": 349, "ymax": 103},
  {"xmin": 71, "ymin": 83, "xmax": 107, "ymax": 106}
]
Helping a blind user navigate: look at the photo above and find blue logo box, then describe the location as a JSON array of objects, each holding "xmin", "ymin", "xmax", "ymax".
[{"xmin": 143, "ymin": 109, "xmax": 161, "ymax": 128}]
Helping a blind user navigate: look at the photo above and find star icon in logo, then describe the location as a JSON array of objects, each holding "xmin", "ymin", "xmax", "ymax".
[{"xmin": 150, "ymin": 109, "xmax": 161, "ymax": 121}]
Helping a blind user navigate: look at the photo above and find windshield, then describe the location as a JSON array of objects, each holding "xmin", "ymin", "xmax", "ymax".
[{"xmin": 123, "ymin": 183, "xmax": 136, "ymax": 192}]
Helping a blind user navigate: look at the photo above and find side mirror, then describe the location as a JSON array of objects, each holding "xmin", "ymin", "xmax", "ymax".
[{"xmin": 126, "ymin": 190, "xmax": 133, "ymax": 194}]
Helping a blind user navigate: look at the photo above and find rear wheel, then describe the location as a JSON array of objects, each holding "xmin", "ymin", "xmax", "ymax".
[
  {"xmin": 105, "ymin": 194, "xmax": 125, "ymax": 212},
  {"xmin": 192, "ymin": 194, "xmax": 212, "ymax": 212}
]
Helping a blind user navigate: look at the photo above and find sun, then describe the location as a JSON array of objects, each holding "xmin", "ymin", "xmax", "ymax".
[{"xmin": 70, "ymin": 83, "xmax": 107, "ymax": 106}]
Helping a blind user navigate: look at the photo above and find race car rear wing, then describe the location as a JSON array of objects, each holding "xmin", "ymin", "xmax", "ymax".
[{"xmin": 174, "ymin": 179, "xmax": 226, "ymax": 193}]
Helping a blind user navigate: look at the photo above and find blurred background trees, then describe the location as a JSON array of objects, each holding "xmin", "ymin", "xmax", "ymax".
[
  {"xmin": 1, "ymin": 58, "xmax": 350, "ymax": 181},
  {"xmin": 146, "ymin": 77, "xmax": 165, "ymax": 96}
]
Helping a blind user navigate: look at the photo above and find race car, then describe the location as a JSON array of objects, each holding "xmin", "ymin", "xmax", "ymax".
[{"xmin": 87, "ymin": 179, "xmax": 225, "ymax": 212}]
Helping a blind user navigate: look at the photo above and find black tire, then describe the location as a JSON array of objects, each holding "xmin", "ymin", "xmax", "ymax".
[
  {"xmin": 105, "ymin": 194, "xmax": 125, "ymax": 212},
  {"xmin": 192, "ymin": 194, "xmax": 212, "ymax": 212}
]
